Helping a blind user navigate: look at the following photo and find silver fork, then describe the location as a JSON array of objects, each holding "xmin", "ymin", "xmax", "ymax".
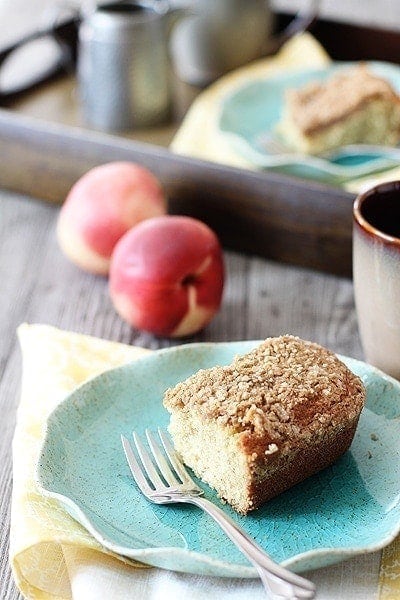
[{"xmin": 121, "ymin": 429, "xmax": 316, "ymax": 600}]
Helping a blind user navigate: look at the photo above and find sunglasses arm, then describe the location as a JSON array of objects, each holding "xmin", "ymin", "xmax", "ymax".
[{"xmin": 0, "ymin": 15, "xmax": 79, "ymax": 102}]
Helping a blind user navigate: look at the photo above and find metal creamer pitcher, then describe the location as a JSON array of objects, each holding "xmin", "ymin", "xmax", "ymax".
[
  {"xmin": 170, "ymin": 0, "xmax": 320, "ymax": 86},
  {"xmin": 78, "ymin": 1, "xmax": 186, "ymax": 131}
]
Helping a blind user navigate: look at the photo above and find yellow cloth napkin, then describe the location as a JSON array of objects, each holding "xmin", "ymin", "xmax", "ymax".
[
  {"xmin": 380, "ymin": 537, "xmax": 400, "ymax": 599},
  {"xmin": 171, "ymin": 33, "xmax": 330, "ymax": 167},
  {"xmin": 344, "ymin": 166, "xmax": 400, "ymax": 194},
  {"xmin": 11, "ymin": 324, "xmax": 400, "ymax": 599},
  {"xmin": 11, "ymin": 324, "xmax": 150, "ymax": 599}
]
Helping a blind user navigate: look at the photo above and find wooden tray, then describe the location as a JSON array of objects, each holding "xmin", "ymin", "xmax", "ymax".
[{"xmin": 1, "ymin": 15, "xmax": 400, "ymax": 277}]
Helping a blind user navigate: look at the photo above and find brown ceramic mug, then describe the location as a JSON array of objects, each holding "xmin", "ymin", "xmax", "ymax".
[{"xmin": 353, "ymin": 181, "xmax": 400, "ymax": 379}]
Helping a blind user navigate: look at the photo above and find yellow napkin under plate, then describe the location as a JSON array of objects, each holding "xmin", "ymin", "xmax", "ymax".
[
  {"xmin": 11, "ymin": 324, "xmax": 400, "ymax": 599},
  {"xmin": 11, "ymin": 324, "xmax": 150, "ymax": 599},
  {"xmin": 344, "ymin": 166, "xmax": 400, "ymax": 194}
]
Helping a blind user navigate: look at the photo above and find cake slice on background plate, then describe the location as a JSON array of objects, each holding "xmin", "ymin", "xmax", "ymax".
[{"xmin": 278, "ymin": 64, "xmax": 400, "ymax": 155}]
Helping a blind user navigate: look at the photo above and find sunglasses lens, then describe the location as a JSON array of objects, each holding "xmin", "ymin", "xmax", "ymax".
[{"xmin": 0, "ymin": 35, "xmax": 63, "ymax": 95}]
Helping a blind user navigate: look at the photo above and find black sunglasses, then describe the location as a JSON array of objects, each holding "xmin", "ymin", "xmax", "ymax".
[{"xmin": 0, "ymin": 11, "xmax": 79, "ymax": 103}]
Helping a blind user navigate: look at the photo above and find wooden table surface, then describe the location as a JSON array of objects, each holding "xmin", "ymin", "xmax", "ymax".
[{"xmin": 0, "ymin": 190, "xmax": 386, "ymax": 599}]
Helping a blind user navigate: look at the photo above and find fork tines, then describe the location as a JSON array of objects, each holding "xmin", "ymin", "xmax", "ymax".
[
  {"xmin": 121, "ymin": 429, "xmax": 316, "ymax": 599},
  {"xmin": 121, "ymin": 429, "xmax": 202, "ymax": 500}
]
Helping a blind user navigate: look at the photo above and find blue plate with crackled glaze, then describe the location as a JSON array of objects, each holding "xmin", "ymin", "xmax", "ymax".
[
  {"xmin": 218, "ymin": 61, "xmax": 400, "ymax": 182},
  {"xmin": 36, "ymin": 341, "xmax": 400, "ymax": 576}
]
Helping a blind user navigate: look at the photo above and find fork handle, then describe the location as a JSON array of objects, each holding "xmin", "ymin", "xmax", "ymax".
[{"xmin": 186, "ymin": 496, "xmax": 315, "ymax": 600}]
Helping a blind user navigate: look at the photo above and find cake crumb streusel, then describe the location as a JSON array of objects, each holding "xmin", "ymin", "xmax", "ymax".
[
  {"xmin": 165, "ymin": 335, "xmax": 365, "ymax": 445},
  {"xmin": 287, "ymin": 64, "xmax": 400, "ymax": 134}
]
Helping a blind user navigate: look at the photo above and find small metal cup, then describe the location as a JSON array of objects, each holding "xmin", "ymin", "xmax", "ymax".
[{"xmin": 78, "ymin": 1, "xmax": 174, "ymax": 131}]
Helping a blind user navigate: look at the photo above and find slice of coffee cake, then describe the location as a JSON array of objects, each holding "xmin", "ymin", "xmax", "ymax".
[
  {"xmin": 278, "ymin": 65, "xmax": 400, "ymax": 155},
  {"xmin": 163, "ymin": 336, "xmax": 365, "ymax": 514}
]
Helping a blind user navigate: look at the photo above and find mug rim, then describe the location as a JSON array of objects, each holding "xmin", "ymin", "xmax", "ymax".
[{"xmin": 353, "ymin": 180, "xmax": 400, "ymax": 246}]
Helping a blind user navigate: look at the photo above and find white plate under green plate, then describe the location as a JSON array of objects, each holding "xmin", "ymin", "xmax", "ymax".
[
  {"xmin": 36, "ymin": 341, "xmax": 400, "ymax": 577},
  {"xmin": 218, "ymin": 61, "xmax": 400, "ymax": 182}
]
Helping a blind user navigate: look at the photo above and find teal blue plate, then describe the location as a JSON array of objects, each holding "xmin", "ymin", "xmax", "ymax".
[
  {"xmin": 218, "ymin": 61, "xmax": 400, "ymax": 182},
  {"xmin": 36, "ymin": 341, "xmax": 400, "ymax": 577}
]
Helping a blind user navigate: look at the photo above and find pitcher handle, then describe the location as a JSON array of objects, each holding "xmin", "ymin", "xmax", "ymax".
[{"xmin": 269, "ymin": 0, "xmax": 321, "ymax": 54}]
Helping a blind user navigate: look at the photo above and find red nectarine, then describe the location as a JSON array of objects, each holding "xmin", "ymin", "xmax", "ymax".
[
  {"xmin": 57, "ymin": 162, "xmax": 166, "ymax": 275},
  {"xmin": 109, "ymin": 216, "xmax": 224, "ymax": 337}
]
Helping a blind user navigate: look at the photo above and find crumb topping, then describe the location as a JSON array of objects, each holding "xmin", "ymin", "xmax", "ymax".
[
  {"xmin": 286, "ymin": 64, "xmax": 400, "ymax": 134},
  {"xmin": 163, "ymin": 336, "xmax": 365, "ymax": 451}
]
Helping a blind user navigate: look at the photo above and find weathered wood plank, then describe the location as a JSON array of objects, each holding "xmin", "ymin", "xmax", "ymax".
[{"xmin": 0, "ymin": 109, "xmax": 355, "ymax": 277}]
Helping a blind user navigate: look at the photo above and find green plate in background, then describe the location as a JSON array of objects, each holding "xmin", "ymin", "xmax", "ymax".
[{"xmin": 218, "ymin": 61, "xmax": 400, "ymax": 182}]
